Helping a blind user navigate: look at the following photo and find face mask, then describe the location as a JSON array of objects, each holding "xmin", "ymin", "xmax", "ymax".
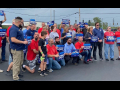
[
  {"xmin": 56, "ymin": 41, "xmax": 60, "ymax": 44},
  {"xmin": 35, "ymin": 37, "xmax": 38, "ymax": 41}
]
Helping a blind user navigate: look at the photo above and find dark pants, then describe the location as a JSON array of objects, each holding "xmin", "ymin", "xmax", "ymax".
[
  {"xmin": 93, "ymin": 42, "xmax": 103, "ymax": 59},
  {"xmin": 1, "ymin": 45, "xmax": 5, "ymax": 61},
  {"xmin": 24, "ymin": 45, "xmax": 28, "ymax": 60},
  {"xmin": 64, "ymin": 55, "xmax": 79, "ymax": 64},
  {"xmin": 80, "ymin": 51, "xmax": 88, "ymax": 62}
]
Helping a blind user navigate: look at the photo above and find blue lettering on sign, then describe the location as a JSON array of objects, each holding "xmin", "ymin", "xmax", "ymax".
[
  {"xmin": 26, "ymin": 36, "xmax": 32, "ymax": 45},
  {"xmin": 62, "ymin": 19, "xmax": 70, "ymax": 24},
  {"xmin": 30, "ymin": 19, "xmax": 36, "ymax": 24},
  {"xmin": 83, "ymin": 44, "xmax": 91, "ymax": 50},
  {"xmin": 0, "ymin": 29, "xmax": 6, "ymax": 37},
  {"xmin": 56, "ymin": 45, "xmax": 64, "ymax": 52},
  {"xmin": 117, "ymin": 37, "xmax": 120, "ymax": 43},
  {"xmin": 106, "ymin": 36, "xmax": 115, "ymax": 42},
  {"xmin": 0, "ymin": 10, "xmax": 4, "ymax": 16},
  {"xmin": 58, "ymin": 52, "xmax": 64, "ymax": 61},
  {"xmin": 45, "ymin": 38, "xmax": 49, "ymax": 45},
  {"xmin": 66, "ymin": 32, "xmax": 72, "ymax": 38},
  {"xmin": 71, "ymin": 49, "xmax": 79, "ymax": 57},
  {"xmin": 90, "ymin": 36, "xmax": 98, "ymax": 42},
  {"xmin": 47, "ymin": 21, "xmax": 54, "ymax": 27},
  {"xmin": 76, "ymin": 34, "xmax": 83, "ymax": 40}
]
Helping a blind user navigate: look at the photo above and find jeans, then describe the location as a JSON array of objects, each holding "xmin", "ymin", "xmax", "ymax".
[
  {"xmin": 93, "ymin": 42, "xmax": 103, "ymax": 59},
  {"xmin": 91, "ymin": 42, "xmax": 95, "ymax": 52},
  {"xmin": 56, "ymin": 58, "xmax": 65, "ymax": 66},
  {"xmin": 80, "ymin": 51, "xmax": 88, "ymax": 62},
  {"xmin": 8, "ymin": 54, "xmax": 12, "ymax": 65},
  {"xmin": 47, "ymin": 58, "xmax": 61, "ymax": 70},
  {"xmin": 1, "ymin": 45, "xmax": 5, "ymax": 61},
  {"xmin": 104, "ymin": 43, "xmax": 114, "ymax": 59},
  {"xmin": 86, "ymin": 50, "xmax": 92, "ymax": 60}
]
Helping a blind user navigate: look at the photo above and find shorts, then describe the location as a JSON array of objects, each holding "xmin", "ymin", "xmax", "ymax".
[
  {"xmin": 40, "ymin": 54, "xmax": 47, "ymax": 62},
  {"xmin": 116, "ymin": 43, "xmax": 120, "ymax": 47},
  {"xmin": 26, "ymin": 57, "xmax": 37, "ymax": 70}
]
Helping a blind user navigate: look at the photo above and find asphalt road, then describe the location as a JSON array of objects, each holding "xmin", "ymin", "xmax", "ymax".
[{"xmin": 0, "ymin": 43, "xmax": 120, "ymax": 81}]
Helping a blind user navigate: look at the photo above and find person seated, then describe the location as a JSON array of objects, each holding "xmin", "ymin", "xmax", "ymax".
[
  {"xmin": 46, "ymin": 38, "xmax": 61, "ymax": 72},
  {"xmin": 64, "ymin": 38, "xmax": 80, "ymax": 65},
  {"xmin": 75, "ymin": 36, "xmax": 90, "ymax": 64}
]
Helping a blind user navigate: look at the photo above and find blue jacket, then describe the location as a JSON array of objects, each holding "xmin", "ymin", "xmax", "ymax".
[{"xmin": 93, "ymin": 28, "xmax": 104, "ymax": 40}]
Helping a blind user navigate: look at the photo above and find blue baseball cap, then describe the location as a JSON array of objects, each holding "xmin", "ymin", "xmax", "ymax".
[{"xmin": 84, "ymin": 23, "xmax": 88, "ymax": 25}]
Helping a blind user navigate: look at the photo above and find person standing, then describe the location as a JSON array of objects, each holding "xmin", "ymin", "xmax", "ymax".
[
  {"xmin": 82, "ymin": 23, "xmax": 88, "ymax": 41},
  {"xmin": 104, "ymin": 27, "xmax": 115, "ymax": 61},
  {"xmin": 9, "ymin": 17, "xmax": 28, "ymax": 81},
  {"xmin": 22, "ymin": 24, "xmax": 30, "ymax": 38},
  {"xmin": 93, "ymin": 22, "xmax": 104, "ymax": 61},
  {"xmin": 38, "ymin": 22, "xmax": 45, "ymax": 34},
  {"xmin": 54, "ymin": 23, "xmax": 61, "ymax": 39}
]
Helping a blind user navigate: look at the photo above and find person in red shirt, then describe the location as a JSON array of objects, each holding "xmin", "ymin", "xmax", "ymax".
[
  {"xmin": 73, "ymin": 23, "xmax": 78, "ymax": 32},
  {"xmin": 46, "ymin": 38, "xmax": 61, "ymax": 72},
  {"xmin": 21, "ymin": 32, "xmax": 39, "ymax": 74},
  {"xmin": 115, "ymin": 27, "xmax": 120, "ymax": 60},
  {"xmin": 38, "ymin": 22, "xmax": 45, "ymax": 34},
  {"xmin": 54, "ymin": 23, "xmax": 61, "ymax": 38},
  {"xmin": 104, "ymin": 27, "xmax": 115, "ymax": 61},
  {"xmin": 75, "ymin": 36, "xmax": 89, "ymax": 64}
]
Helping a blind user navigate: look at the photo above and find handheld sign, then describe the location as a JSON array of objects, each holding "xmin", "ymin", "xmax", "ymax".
[
  {"xmin": 58, "ymin": 52, "xmax": 64, "ymax": 61},
  {"xmin": 25, "ymin": 36, "xmax": 32, "ymax": 45},
  {"xmin": 56, "ymin": 45, "xmax": 64, "ymax": 52},
  {"xmin": 62, "ymin": 19, "xmax": 70, "ymax": 24},
  {"xmin": 0, "ymin": 10, "xmax": 4, "ymax": 16},
  {"xmin": 117, "ymin": 37, "xmax": 120, "ymax": 43},
  {"xmin": 45, "ymin": 38, "xmax": 49, "ymax": 45},
  {"xmin": 106, "ymin": 36, "xmax": 115, "ymax": 42},
  {"xmin": 0, "ymin": 29, "xmax": 6, "ymax": 37},
  {"xmin": 30, "ymin": 19, "xmax": 36, "ymax": 24},
  {"xmin": 66, "ymin": 32, "xmax": 72, "ymax": 38},
  {"xmin": 71, "ymin": 49, "xmax": 79, "ymax": 57},
  {"xmin": 76, "ymin": 34, "xmax": 83, "ymax": 40},
  {"xmin": 83, "ymin": 44, "xmax": 91, "ymax": 50},
  {"xmin": 47, "ymin": 21, "xmax": 54, "ymax": 27},
  {"xmin": 90, "ymin": 36, "xmax": 98, "ymax": 42},
  {"xmin": 23, "ymin": 45, "xmax": 27, "ymax": 53}
]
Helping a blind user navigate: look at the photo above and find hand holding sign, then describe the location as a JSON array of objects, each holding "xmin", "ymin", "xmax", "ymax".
[
  {"xmin": 62, "ymin": 19, "xmax": 70, "ymax": 24},
  {"xmin": 106, "ymin": 36, "xmax": 115, "ymax": 42},
  {"xmin": 0, "ymin": 10, "xmax": 4, "ymax": 16},
  {"xmin": 23, "ymin": 41, "xmax": 28, "ymax": 45}
]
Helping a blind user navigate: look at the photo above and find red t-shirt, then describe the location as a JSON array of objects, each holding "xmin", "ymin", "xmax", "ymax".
[
  {"xmin": 80, "ymin": 31, "xmax": 83, "ymax": 34},
  {"xmin": 75, "ymin": 42, "xmax": 84, "ymax": 53},
  {"xmin": 115, "ymin": 31, "xmax": 120, "ymax": 44},
  {"xmin": 73, "ymin": 28, "xmax": 76, "ymax": 32},
  {"xmin": 6, "ymin": 26, "xmax": 12, "ymax": 37},
  {"xmin": 38, "ymin": 28, "xmax": 43, "ymax": 34},
  {"xmin": 46, "ymin": 44, "xmax": 58, "ymax": 60},
  {"xmin": 104, "ymin": 31, "xmax": 115, "ymax": 44},
  {"xmin": 27, "ymin": 39, "xmax": 39, "ymax": 61},
  {"xmin": 0, "ymin": 37, "xmax": 2, "ymax": 48}
]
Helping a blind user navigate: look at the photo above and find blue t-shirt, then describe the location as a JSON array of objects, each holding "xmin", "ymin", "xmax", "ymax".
[
  {"xmin": 9, "ymin": 24, "xmax": 25, "ymax": 51},
  {"xmin": 22, "ymin": 29, "xmax": 27, "ymax": 37},
  {"xmin": 61, "ymin": 28, "xmax": 64, "ymax": 35},
  {"xmin": 25, "ymin": 29, "xmax": 37, "ymax": 39}
]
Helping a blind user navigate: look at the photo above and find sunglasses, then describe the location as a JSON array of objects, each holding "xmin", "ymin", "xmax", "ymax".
[{"xmin": 96, "ymin": 25, "xmax": 99, "ymax": 26}]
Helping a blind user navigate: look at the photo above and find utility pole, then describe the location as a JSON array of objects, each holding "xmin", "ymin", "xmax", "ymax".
[
  {"xmin": 102, "ymin": 18, "xmax": 103, "ymax": 29},
  {"xmin": 53, "ymin": 10, "xmax": 55, "ymax": 23},
  {"xmin": 113, "ymin": 18, "xmax": 114, "ymax": 27},
  {"xmin": 79, "ymin": 8, "xmax": 80, "ymax": 22},
  {"xmin": 50, "ymin": 8, "xmax": 52, "ymax": 21}
]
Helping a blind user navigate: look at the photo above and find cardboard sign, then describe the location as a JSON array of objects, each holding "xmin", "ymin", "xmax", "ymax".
[
  {"xmin": 62, "ymin": 19, "xmax": 70, "ymax": 24},
  {"xmin": 26, "ymin": 36, "xmax": 32, "ymax": 45},
  {"xmin": 117, "ymin": 37, "xmax": 120, "ymax": 43},
  {"xmin": 58, "ymin": 52, "xmax": 64, "ymax": 61},
  {"xmin": 83, "ymin": 44, "xmax": 91, "ymax": 50},
  {"xmin": 0, "ymin": 29, "xmax": 6, "ymax": 37},
  {"xmin": 0, "ymin": 10, "xmax": 4, "ymax": 16},
  {"xmin": 56, "ymin": 45, "xmax": 64, "ymax": 52},
  {"xmin": 106, "ymin": 36, "xmax": 115, "ymax": 42},
  {"xmin": 76, "ymin": 34, "xmax": 83, "ymax": 40},
  {"xmin": 90, "ymin": 36, "xmax": 98, "ymax": 42},
  {"xmin": 30, "ymin": 19, "xmax": 36, "ymax": 24},
  {"xmin": 71, "ymin": 49, "xmax": 79, "ymax": 57},
  {"xmin": 66, "ymin": 32, "xmax": 72, "ymax": 38},
  {"xmin": 47, "ymin": 21, "xmax": 54, "ymax": 27}
]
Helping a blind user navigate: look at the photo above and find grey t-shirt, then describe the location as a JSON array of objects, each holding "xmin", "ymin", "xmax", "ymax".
[
  {"xmin": 49, "ymin": 32, "xmax": 59, "ymax": 42},
  {"xmin": 69, "ymin": 30, "xmax": 76, "ymax": 42}
]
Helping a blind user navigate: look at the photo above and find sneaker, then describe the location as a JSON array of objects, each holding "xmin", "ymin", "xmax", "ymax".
[
  {"xmin": 44, "ymin": 72, "xmax": 48, "ymax": 76},
  {"xmin": 47, "ymin": 69, "xmax": 53, "ymax": 73},
  {"xmin": 38, "ymin": 70, "xmax": 41, "ymax": 73},
  {"xmin": 0, "ymin": 69, "xmax": 3, "ymax": 72},
  {"xmin": 18, "ymin": 74, "xmax": 23, "ymax": 78},
  {"xmin": 84, "ymin": 61, "xmax": 89, "ymax": 64},
  {"xmin": 40, "ymin": 73, "xmax": 44, "ymax": 77},
  {"xmin": 89, "ymin": 59, "xmax": 92, "ymax": 61},
  {"xmin": 93, "ymin": 58, "xmax": 97, "ymax": 61},
  {"xmin": 111, "ymin": 58, "xmax": 114, "ymax": 61},
  {"xmin": 13, "ymin": 79, "xmax": 24, "ymax": 81},
  {"xmin": 116, "ymin": 57, "xmax": 120, "ymax": 60},
  {"xmin": 100, "ymin": 58, "xmax": 103, "ymax": 61},
  {"xmin": 73, "ymin": 63, "xmax": 78, "ymax": 66},
  {"xmin": 2, "ymin": 60, "xmax": 8, "ymax": 62},
  {"xmin": 87, "ymin": 59, "xmax": 89, "ymax": 62},
  {"xmin": 21, "ymin": 66, "xmax": 26, "ymax": 72},
  {"xmin": 106, "ymin": 59, "xmax": 109, "ymax": 61},
  {"xmin": 6, "ymin": 71, "xmax": 12, "ymax": 76}
]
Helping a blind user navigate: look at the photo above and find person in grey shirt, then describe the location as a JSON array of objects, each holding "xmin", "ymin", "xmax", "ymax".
[
  {"xmin": 49, "ymin": 26, "xmax": 59, "ymax": 42},
  {"xmin": 69, "ymin": 25, "xmax": 76, "ymax": 44}
]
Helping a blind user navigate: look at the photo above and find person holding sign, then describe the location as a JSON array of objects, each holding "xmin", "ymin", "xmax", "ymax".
[
  {"xmin": 54, "ymin": 23, "xmax": 61, "ymax": 39},
  {"xmin": 115, "ymin": 27, "xmax": 120, "ymax": 60},
  {"xmin": 75, "ymin": 37, "xmax": 89, "ymax": 64},
  {"xmin": 38, "ymin": 22, "xmax": 45, "ymax": 34},
  {"xmin": 104, "ymin": 27, "xmax": 115, "ymax": 61},
  {"xmin": 61, "ymin": 26, "xmax": 70, "ymax": 45},
  {"xmin": 93, "ymin": 22, "xmax": 104, "ymax": 61},
  {"xmin": 9, "ymin": 17, "xmax": 28, "ymax": 81},
  {"xmin": 69, "ymin": 25, "xmax": 76, "ymax": 43},
  {"xmin": 82, "ymin": 23, "xmax": 88, "ymax": 41},
  {"xmin": 0, "ymin": 12, "xmax": 6, "ymax": 27},
  {"xmin": 59, "ymin": 22, "xmax": 66, "ymax": 37}
]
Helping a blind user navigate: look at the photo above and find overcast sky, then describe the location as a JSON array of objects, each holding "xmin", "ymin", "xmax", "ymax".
[{"xmin": 0, "ymin": 8, "xmax": 120, "ymax": 26}]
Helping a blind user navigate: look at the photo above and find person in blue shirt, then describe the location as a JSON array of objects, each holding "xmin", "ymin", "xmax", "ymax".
[
  {"xmin": 64, "ymin": 38, "xmax": 80, "ymax": 65},
  {"xmin": 9, "ymin": 17, "xmax": 28, "ymax": 81},
  {"xmin": 22, "ymin": 24, "xmax": 30, "ymax": 37},
  {"xmin": 93, "ymin": 22, "xmax": 104, "ymax": 61}
]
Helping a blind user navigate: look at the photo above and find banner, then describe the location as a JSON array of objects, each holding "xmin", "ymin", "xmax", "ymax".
[
  {"xmin": 30, "ymin": 19, "xmax": 36, "ymax": 24},
  {"xmin": 83, "ymin": 44, "xmax": 91, "ymax": 50},
  {"xmin": 58, "ymin": 52, "xmax": 64, "ymax": 61},
  {"xmin": 90, "ymin": 36, "xmax": 98, "ymax": 42},
  {"xmin": 66, "ymin": 32, "xmax": 72, "ymax": 38},
  {"xmin": 62, "ymin": 19, "xmax": 70, "ymax": 24},
  {"xmin": 117, "ymin": 37, "xmax": 120, "ymax": 43},
  {"xmin": 56, "ymin": 45, "xmax": 64, "ymax": 52},
  {"xmin": 47, "ymin": 21, "xmax": 54, "ymax": 27},
  {"xmin": 0, "ymin": 10, "xmax": 4, "ymax": 16},
  {"xmin": 76, "ymin": 34, "xmax": 83, "ymax": 40},
  {"xmin": 71, "ymin": 49, "xmax": 79, "ymax": 57},
  {"xmin": 106, "ymin": 36, "xmax": 115, "ymax": 42},
  {"xmin": 0, "ymin": 29, "xmax": 6, "ymax": 37}
]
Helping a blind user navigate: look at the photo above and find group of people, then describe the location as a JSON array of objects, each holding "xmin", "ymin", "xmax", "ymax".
[{"xmin": 0, "ymin": 15, "xmax": 120, "ymax": 81}]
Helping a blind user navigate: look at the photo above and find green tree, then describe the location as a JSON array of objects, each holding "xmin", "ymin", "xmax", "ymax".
[
  {"xmin": 2, "ymin": 25, "xmax": 8, "ymax": 29},
  {"xmin": 93, "ymin": 17, "xmax": 102, "ymax": 28},
  {"xmin": 103, "ymin": 22, "xmax": 108, "ymax": 29}
]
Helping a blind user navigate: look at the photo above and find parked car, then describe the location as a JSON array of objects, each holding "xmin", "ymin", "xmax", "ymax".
[{"xmin": 111, "ymin": 29, "xmax": 117, "ymax": 33}]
